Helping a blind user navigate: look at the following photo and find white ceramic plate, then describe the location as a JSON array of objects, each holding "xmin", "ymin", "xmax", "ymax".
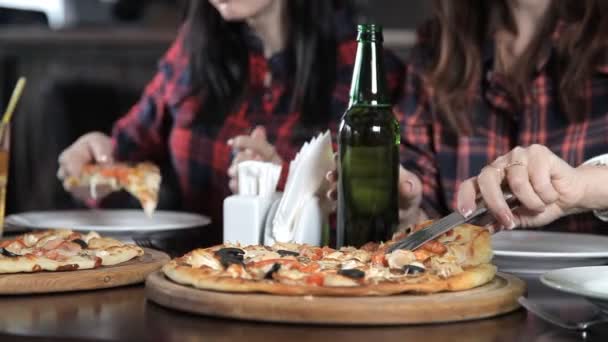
[
  {"xmin": 5, "ymin": 209, "xmax": 210, "ymax": 235},
  {"xmin": 492, "ymin": 231, "xmax": 608, "ymax": 274},
  {"xmin": 541, "ymin": 266, "xmax": 608, "ymax": 314}
]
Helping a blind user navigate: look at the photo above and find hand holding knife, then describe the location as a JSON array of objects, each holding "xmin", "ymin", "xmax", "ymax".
[{"xmin": 386, "ymin": 192, "xmax": 519, "ymax": 253}]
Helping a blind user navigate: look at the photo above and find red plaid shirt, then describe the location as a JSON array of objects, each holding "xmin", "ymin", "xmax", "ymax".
[
  {"xmin": 397, "ymin": 22, "xmax": 608, "ymax": 235},
  {"xmin": 111, "ymin": 21, "xmax": 405, "ymax": 243}
]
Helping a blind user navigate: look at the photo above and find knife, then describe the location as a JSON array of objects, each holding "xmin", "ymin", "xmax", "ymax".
[{"xmin": 386, "ymin": 192, "xmax": 518, "ymax": 253}]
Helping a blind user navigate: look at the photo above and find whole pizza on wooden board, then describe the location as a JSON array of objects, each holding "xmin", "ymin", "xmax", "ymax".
[
  {"xmin": 0, "ymin": 229, "xmax": 144, "ymax": 274},
  {"xmin": 63, "ymin": 162, "xmax": 161, "ymax": 215},
  {"xmin": 162, "ymin": 222, "xmax": 496, "ymax": 296}
]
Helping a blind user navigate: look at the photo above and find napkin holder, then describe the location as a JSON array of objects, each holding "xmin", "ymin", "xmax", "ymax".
[
  {"xmin": 223, "ymin": 160, "xmax": 281, "ymax": 245},
  {"xmin": 224, "ymin": 192, "xmax": 324, "ymax": 246},
  {"xmin": 223, "ymin": 193, "xmax": 281, "ymax": 245}
]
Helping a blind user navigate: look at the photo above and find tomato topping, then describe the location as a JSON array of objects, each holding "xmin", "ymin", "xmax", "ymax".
[
  {"xmin": 44, "ymin": 250, "xmax": 60, "ymax": 260},
  {"xmin": 298, "ymin": 262, "xmax": 320, "ymax": 273},
  {"xmin": 66, "ymin": 232, "xmax": 82, "ymax": 241},
  {"xmin": 421, "ymin": 240, "xmax": 447, "ymax": 255},
  {"xmin": 301, "ymin": 247, "xmax": 323, "ymax": 261},
  {"xmin": 305, "ymin": 273, "xmax": 324, "ymax": 286},
  {"xmin": 320, "ymin": 246, "xmax": 335, "ymax": 256},
  {"xmin": 248, "ymin": 259, "xmax": 300, "ymax": 269},
  {"xmin": 371, "ymin": 252, "xmax": 387, "ymax": 266},
  {"xmin": 414, "ymin": 249, "xmax": 431, "ymax": 261}
]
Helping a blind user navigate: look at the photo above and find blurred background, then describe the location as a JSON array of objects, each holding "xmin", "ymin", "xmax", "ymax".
[{"xmin": 0, "ymin": 0, "xmax": 431, "ymax": 215}]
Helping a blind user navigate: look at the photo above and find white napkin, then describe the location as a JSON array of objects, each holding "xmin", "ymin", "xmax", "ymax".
[
  {"xmin": 270, "ymin": 130, "xmax": 334, "ymax": 243},
  {"xmin": 237, "ymin": 161, "xmax": 282, "ymax": 197}
]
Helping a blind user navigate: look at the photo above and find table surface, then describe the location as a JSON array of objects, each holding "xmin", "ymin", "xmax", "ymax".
[{"xmin": 0, "ymin": 274, "xmax": 606, "ymax": 342}]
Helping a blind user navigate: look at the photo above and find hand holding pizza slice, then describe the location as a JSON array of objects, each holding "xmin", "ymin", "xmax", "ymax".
[{"xmin": 63, "ymin": 162, "xmax": 161, "ymax": 215}]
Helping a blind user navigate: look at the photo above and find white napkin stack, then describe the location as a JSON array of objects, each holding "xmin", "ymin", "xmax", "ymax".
[
  {"xmin": 223, "ymin": 161, "xmax": 281, "ymax": 245},
  {"xmin": 267, "ymin": 130, "xmax": 335, "ymax": 244}
]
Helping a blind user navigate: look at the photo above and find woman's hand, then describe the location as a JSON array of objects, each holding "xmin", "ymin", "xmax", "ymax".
[
  {"xmin": 326, "ymin": 164, "xmax": 427, "ymax": 227},
  {"xmin": 227, "ymin": 126, "xmax": 283, "ymax": 193},
  {"xmin": 57, "ymin": 131, "xmax": 114, "ymax": 200},
  {"xmin": 456, "ymin": 144, "xmax": 589, "ymax": 231}
]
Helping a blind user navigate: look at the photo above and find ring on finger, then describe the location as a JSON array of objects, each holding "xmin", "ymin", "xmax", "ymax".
[{"xmin": 505, "ymin": 160, "xmax": 526, "ymax": 169}]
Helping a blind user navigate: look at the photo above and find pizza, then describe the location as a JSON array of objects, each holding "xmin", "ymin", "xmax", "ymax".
[
  {"xmin": 0, "ymin": 229, "xmax": 144, "ymax": 274},
  {"xmin": 63, "ymin": 162, "xmax": 161, "ymax": 215},
  {"xmin": 162, "ymin": 222, "xmax": 496, "ymax": 296}
]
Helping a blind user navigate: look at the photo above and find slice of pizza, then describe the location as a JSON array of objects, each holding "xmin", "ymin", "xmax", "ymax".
[
  {"xmin": 64, "ymin": 162, "xmax": 161, "ymax": 215},
  {"xmin": 161, "ymin": 222, "xmax": 496, "ymax": 296},
  {"xmin": 0, "ymin": 229, "xmax": 144, "ymax": 274}
]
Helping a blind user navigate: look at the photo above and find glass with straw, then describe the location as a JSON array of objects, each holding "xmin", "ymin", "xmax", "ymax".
[{"xmin": 0, "ymin": 77, "xmax": 26, "ymax": 237}]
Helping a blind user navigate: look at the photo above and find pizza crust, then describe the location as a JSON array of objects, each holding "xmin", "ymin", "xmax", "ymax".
[
  {"xmin": 0, "ymin": 255, "xmax": 99, "ymax": 274},
  {"xmin": 162, "ymin": 262, "xmax": 496, "ymax": 296}
]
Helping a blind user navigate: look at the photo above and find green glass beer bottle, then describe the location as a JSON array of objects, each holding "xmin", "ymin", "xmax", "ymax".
[{"xmin": 337, "ymin": 24, "xmax": 399, "ymax": 248}]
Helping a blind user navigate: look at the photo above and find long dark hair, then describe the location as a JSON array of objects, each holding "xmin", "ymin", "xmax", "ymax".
[
  {"xmin": 427, "ymin": 0, "xmax": 608, "ymax": 132},
  {"xmin": 186, "ymin": 1, "xmax": 351, "ymax": 126}
]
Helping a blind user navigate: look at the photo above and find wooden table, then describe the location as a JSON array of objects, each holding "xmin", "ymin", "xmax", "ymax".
[{"xmin": 0, "ymin": 275, "xmax": 606, "ymax": 342}]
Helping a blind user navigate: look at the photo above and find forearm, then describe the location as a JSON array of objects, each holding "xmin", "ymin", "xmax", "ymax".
[{"xmin": 578, "ymin": 164, "xmax": 608, "ymax": 211}]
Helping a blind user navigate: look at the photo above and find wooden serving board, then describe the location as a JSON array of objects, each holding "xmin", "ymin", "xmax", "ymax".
[
  {"xmin": 0, "ymin": 248, "xmax": 169, "ymax": 295},
  {"xmin": 145, "ymin": 271, "xmax": 526, "ymax": 325}
]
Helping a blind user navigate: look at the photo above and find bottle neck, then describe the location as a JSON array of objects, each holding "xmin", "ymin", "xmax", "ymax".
[{"xmin": 348, "ymin": 38, "xmax": 390, "ymax": 108}]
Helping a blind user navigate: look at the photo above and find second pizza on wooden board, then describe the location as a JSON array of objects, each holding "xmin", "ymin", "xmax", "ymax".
[
  {"xmin": 63, "ymin": 162, "xmax": 161, "ymax": 215},
  {"xmin": 0, "ymin": 230, "xmax": 143, "ymax": 274},
  {"xmin": 162, "ymin": 222, "xmax": 496, "ymax": 296}
]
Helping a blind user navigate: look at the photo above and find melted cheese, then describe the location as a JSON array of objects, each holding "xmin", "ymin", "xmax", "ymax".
[
  {"xmin": 341, "ymin": 259, "xmax": 365, "ymax": 270},
  {"xmin": 83, "ymin": 232, "xmax": 101, "ymax": 243},
  {"xmin": 23, "ymin": 234, "xmax": 39, "ymax": 247},
  {"xmin": 387, "ymin": 250, "xmax": 416, "ymax": 269},
  {"xmin": 244, "ymin": 249, "xmax": 280, "ymax": 263},
  {"xmin": 323, "ymin": 274, "xmax": 358, "ymax": 287},
  {"xmin": 430, "ymin": 258, "xmax": 463, "ymax": 278},
  {"xmin": 187, "ymin": 250, "xmax": 223, "ymax": 270}
]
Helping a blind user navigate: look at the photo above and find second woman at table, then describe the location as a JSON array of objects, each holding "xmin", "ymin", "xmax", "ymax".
[
  {"xmin": 396, "ymin": 0, "xmax": 608, "ymax": 234},
  {"xmin": 56, "ymin": 0, "xmax": 404, "ymax": 244}
]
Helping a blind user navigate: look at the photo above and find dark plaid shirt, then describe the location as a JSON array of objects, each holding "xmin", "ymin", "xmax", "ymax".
[
  {"xmin": 397, "ymin": 22, "xmax": 608, "ymax": 235},
  {"xmin": 111, "ymin": 21, "xmax": 405, "ymax": 243}
]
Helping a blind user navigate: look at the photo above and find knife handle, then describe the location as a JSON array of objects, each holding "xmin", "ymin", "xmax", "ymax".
[{"xmin": 469, "ymin": 191, "xmax": 519, "ymax": 225}]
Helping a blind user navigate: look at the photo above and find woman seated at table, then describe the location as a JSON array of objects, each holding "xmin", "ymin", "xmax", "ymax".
[
  {"xmin": 330, "ymin": 0, "xmax": 608, "ymax": 234},
  {"xmin": 56, "ymin": 0, "xmax": 404, "ymax": 244}
]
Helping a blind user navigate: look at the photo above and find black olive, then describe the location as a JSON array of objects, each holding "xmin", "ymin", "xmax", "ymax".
[
  {"xmin": 218, "ymin": 255, "xmax": 244, "ymax": 268},
  {"xmin": 338, "ymin": 268, "xmax": 365, "ymax": 279},
  {"xmin": 277, "ymin": 250, "xmax": 299, "ymax": 257},
  {"xmin": 264, "ymin": 263, "xmax": 281, "ymax": 280},
  {"xmin": 403, "ymin": 264, "xmax": 425, "ymax": 275},
  {"xmin": 72, "ymin": 239, "xmax": 88, "ymax": 249},
  {"xmin": 0, "ymin": 248, "xmax": 18, "ymax": 257},
  {"xmin": 215, "ymin": 248, "xmax": 245, "ymax": 268},
  {"xmin": 216, "ymin": 248, "xmax": 245, "ymax": 258}
]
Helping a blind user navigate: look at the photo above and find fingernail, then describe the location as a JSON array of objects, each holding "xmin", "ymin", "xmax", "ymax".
[
  {"xmin": 500, "ymin": 210, "xmax": 516, "ymax": 229},
  {"xmin": 326, "ymin": 171, "xmax": 333, "ymax": 180},
  {"xmin": 98, "ymin": 155, "xmax": 108, "ymax": 163},
  {"xmin": 403, "ymin": 180, "xmax": 414, "ymax": 193},
  {"xmin": 460, "ymin": 206, "xmax": 474, "ymax": 218},
  {"xmin": 227, "ymin": 139, "xmax": 233, "ymax": 146}
]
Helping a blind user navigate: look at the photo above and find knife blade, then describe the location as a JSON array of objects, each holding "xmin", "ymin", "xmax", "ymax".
[{"xmin": 386, "ymin": 192, "xmax": 517, "ymax": 253}]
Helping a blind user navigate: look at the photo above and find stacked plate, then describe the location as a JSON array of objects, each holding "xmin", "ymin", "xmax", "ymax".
[
  {"xmin": 541, "ymin": 266, "xmax": 608, "ymax": 314},
  {"xmin": 492, "ymin": 231, "xmax": 608, "ymax": 275}
]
